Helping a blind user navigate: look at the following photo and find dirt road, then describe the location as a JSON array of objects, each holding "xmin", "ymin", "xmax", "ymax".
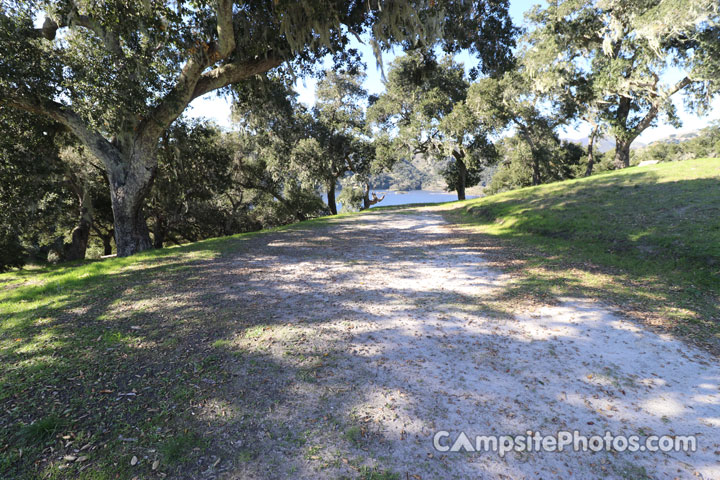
[{"xmin": 204, "ymin": 210, "xmax": 719, "ymax": 479}]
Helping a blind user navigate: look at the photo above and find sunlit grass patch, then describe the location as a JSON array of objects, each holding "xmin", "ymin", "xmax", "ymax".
[{"xmin": 445, "ymin": 157, "xmax": 720, "ymax": 351}]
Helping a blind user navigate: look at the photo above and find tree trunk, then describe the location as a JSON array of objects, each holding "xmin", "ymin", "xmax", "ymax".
[
  {"xmin": 102, "ymin": 231, "xmax": 113, "ymax": 256},
  {"xmin": 584, "ymin": 125, "xmax": 599, "ymax": 177},
  {"xmin": 362, "ymin": 183, "xmax": 371, "ymax": 210},
  {"xmin": 106, "ymin": 150, "xmax": 156, "ymax": 256},
  {"xmin": 532, "ymin": 157, "xmax": 541, "ymax": 186},
  {"xmin": 614, "ymin": 139, "xmax": 632, "ymax": 169},
  {"xmin": 63, "ymin": 187, "xmax": 93, "ymax": 261},
  {"xmin": 327, "ymin": 180, "xmax": 338, "ymax": 215},
  {"xmin": 517, "ymin": 127, "xmax": 541, "ymax": 186},
  {"xmin": 613, "ymin": 97, "xmax": 633, "ymax": 169},
  {"xmin": 454, "ymin": 152, "xmax": 467, "ymax": 201},
  {"xmin": 153, "ymin": 216, "xmax": 166, "ymax": 249}
]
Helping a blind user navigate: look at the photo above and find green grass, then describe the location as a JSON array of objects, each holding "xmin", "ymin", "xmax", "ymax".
[
  {"xmin": 344, "ymin": 425, "xmax": 363, "ymax": 446},
  {"xmin": 159, "ymin": 432, "xmax": 205, "ymax": 464},
  {"xmin": 443, "ymin": 157, "xmax": 720, "ymax": 351},
  {"xmin": 18, "ymin": 415, "xmax": 68, "ymax": 445}
]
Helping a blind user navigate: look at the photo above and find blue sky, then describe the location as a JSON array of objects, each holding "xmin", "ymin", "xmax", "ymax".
[{"xmin": 187, "ymin": 0, "xmax": 719, "ymax": 144}]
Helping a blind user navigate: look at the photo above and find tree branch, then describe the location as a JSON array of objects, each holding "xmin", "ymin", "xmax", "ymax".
[
  {"xmin": 1, "ymin": 95, "xmax": 120, "ymax": 167},
  {"xmin": 138, "ymin": 54, "xmax": 207, "ymax": 141},
  {"xmin": 211, "ymin": 0, "xmax": 236, "ymax": 62},
  {"xmin": 666, "ymin": 76, "xmax": 692, "ymax": 98},
  {"xmin": 36, "ymin": 3, "xmax": 282, "ymax": 150},
  {"xmin": 142, "ymin": 48, "xmax": 281, "ymax": 142},
  {"xmin": 191, "ymin": 54, "xmax": 284, "ymax": 101},
  {"xmin": 38, "ymin": 10, "xmax": 122, "ymax": 56},
  {"xmin": 631, "ymin": 76, "xmax": 693, "ymax": 138}
]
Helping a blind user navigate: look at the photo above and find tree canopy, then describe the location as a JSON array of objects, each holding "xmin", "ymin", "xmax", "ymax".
[
  {"xmin": 369, "ymin": 52, "xmax": 498, "ymax": 199},
  {"xmin": 0, "ymin": 0, "xmax": 515, "ymax": 255},
  {"xmin": 521, "ymin": 0, "xmax": 720, "ymax": 168}
]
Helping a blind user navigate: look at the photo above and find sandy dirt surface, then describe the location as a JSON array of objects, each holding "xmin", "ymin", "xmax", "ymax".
[{"xmin": 196, "ymin": 210, "xmax": 719, "ymax": 479}]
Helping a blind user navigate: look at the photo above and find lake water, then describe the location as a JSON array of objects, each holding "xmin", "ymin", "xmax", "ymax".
[
  {"xmin": 368, "ymin": 190, "xmax": 474, "ymax": 208},
  {"xmin": 326, "ymin": 190, "xmax": 477, "ymax": 212}
]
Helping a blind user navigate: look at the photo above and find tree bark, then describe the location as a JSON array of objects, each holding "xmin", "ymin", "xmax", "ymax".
[
  {"xmin": 327, "ymin": 180, "xmax": 338, "ymax": 215},
  {"xmin": 105, "ymin": 148, "xmax": 156, "ymax": 256},
  {"xmin": 63, "ymin": 187, "xmax": 93, "ymax": 261},
  {"xmin": 614, "ymin": 138, "xmax": 632, "ymax": 169},
  {"xmin": 531, "ymin": 157, "xmax": 541, "ymax": 186},
  {"xmin": 584, "ymin": 125, "xmax": 599, "ymax": 177},
  {"xmin": 362, "ymin": 182, "xmax": 371, "ymax": 210},
  {"xmin": 517, "ymin": 126, "xmax": 541, "ymax": 186},
  {"xmin": 612, "ymin": 96, "xmax": 634, "ymax": 169},
  {"xmin": 102, "ymin": 231, "xmax": 114, "ymax": 256},
  {"xmin": 453, "ymin": 151, "xmax": 467, "ymax": 200},
  {"xmin": 153, "ymin": 216, "xmax": 166, "ymax": 249}
]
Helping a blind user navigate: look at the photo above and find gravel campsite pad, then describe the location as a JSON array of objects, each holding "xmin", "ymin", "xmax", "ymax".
[{"xmin": 196, "ymin": 210, "xmax": 720, "ymax": 479}]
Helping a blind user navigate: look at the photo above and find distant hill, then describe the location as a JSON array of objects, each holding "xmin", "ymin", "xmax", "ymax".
[
  {"xmin": 563, "ymin": 128, "xmax": 709, "ymax": 154},
  {"xmin": 643, "ymin": 129, "xmax": 704, "ymax": 146},
  {"xmin": 631, "ymin": 125, "xmax": 719, "ymax": 164},
  {"xmin": 562, "ymin": 134, "xmax": 618, "ymax": 153},
  {"xmin": 371, "ymin": 153, "xmax": 446, "ymax": 191}
]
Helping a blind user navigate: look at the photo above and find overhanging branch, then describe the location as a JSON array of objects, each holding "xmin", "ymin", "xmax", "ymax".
[
  {"xmin": 1, "ymin": 95, "xmax": 120, "ymax": 166},
  {"xmin": 38, "ymin": 10, "xmax": 122, "ymax": 56},
  {"xmin": 631, "ymin": 76, "xmax": 693, "ymax": 138},
  {"xmin": 191, "ymin": 54, "xmax": 284, "ymax": 101}
]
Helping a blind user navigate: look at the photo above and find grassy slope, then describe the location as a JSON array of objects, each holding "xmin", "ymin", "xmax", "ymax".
[{"xmin": 442, "ymin": 157, "xmax": 720, "ymax": 351}]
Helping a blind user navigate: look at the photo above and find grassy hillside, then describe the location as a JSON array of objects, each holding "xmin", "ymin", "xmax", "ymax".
[{"xmin": 444, "ymin": 157, "xmax": 720, "ymax": 351}]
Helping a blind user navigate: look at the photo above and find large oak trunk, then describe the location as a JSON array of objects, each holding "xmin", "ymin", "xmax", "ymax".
[
  {"xmin": 106, "ymin": 151, "xmax": 155, "ymax": 256},
  {"xmin": 327, "ymin": 180, "xmax": 338, "ymax": 215},
  {"xmin": 613, "ymin": 97, "xmax": 633, "ymax": 169},
  {"xmin": 614, "ymin": 139, "xmax": 631, "ymax": 169}
]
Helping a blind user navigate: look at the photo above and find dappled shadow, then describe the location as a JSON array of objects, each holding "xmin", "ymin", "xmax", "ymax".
[{"xmin": 1, "ymin": 207, "xmax": 719, "ymax": 479}]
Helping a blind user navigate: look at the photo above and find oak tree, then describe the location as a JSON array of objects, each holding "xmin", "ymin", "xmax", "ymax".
[
  {"xmin": 521, "ymin": 0, "xmax": 719, "ymax": 168},
  {"xmin": 0, "ymin": 0, "xmax": 514, "ymax": 255}
]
